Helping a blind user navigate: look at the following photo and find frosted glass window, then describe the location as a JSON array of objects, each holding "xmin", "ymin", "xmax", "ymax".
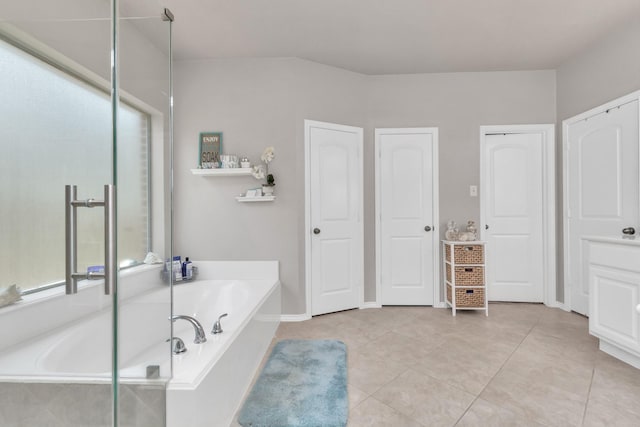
[{"xmin": 0, "ymin": 39, "xmax": 149, "ymax": 292}]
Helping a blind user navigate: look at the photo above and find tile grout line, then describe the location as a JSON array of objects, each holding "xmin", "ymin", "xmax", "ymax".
[
  {"xmin": 345, "ymin": 321, "xmax": 414, "ymax": 420},
  {"xmin": 347, "ymin": 340, "xmax": 423, "ymax": 426},
  {"xmin": 452, "ymin": 318, "xmax": 540, "ymax": 426},
  {"xmin": 580, "ymin": 368, "xmax": 596, "ymax": 426}
]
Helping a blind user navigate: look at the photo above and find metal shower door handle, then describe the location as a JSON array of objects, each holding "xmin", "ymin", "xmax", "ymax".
[
  {"xmin": 104, "ymin": 185, "xmax": 116, "ymax": 296},
  {"xmin": 65, "ymin": 184, "xmax": 117, "ymax": 295}
]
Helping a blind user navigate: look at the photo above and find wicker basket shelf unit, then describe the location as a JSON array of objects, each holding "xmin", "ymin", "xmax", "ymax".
[{"xmin": 443, "ymin": 240, "xmax": 488, "ymax": 316}]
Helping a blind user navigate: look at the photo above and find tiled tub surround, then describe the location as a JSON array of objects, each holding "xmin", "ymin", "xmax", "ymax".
[
  {"xmin": 0, "ymin": 261, "xmax": 281, "ymax": 427},
  {"xmin": 234, "ymin": 303, "xmax": 640, "ymax": 427},
  {"xmin": 0, "ymin": 383, "xmax": 166, "ymax": 427}
]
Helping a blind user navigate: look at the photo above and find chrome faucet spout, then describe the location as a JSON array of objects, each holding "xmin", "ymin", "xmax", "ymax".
[{"xmin": 170, "ymin": 315, "xmax": 207, "ymax": 344}]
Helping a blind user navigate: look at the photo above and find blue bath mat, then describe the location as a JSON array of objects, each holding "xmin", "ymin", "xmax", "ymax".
[{"xmin": 238, "ymin": 339, "xmax": 348, "ymax": 427}]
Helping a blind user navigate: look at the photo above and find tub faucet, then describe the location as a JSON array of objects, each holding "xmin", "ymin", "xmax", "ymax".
[
  {"xmin": 170, "ymin": 315, "xmax": 207, "ymax": 344},
  {"xmin": 212, "ymin": 313, "xmax": 228, "ymax": 334},
  {"xmin": 166, "ymin": 337, "xmax": 187, "ymax": 354}
]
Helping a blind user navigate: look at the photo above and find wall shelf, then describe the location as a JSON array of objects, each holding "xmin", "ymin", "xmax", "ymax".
[
  {"xmin": 235, "ymin": 196, "xmax": 276, "ymax": 203},
  {"xmin": 191, "ymin": 168, "xmax": 252, "ymax": 177}
]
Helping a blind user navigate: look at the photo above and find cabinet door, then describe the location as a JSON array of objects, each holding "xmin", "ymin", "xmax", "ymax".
[{"xmin": 589, "ymin": 265, "xmax": 640, "ymax": 353}]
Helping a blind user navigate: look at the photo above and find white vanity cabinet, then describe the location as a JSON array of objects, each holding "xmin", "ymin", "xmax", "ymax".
[{"xmin": 585, "ymin": 236, "xmax": 640, "ymax": 369}]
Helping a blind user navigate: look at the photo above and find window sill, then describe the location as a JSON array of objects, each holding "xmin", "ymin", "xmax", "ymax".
[{"xmin": 2, "ymin": 263, "xmax": 164, "ymax": 315}]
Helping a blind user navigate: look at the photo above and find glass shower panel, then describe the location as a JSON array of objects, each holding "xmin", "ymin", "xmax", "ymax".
[
  {"xmin": 0, "ymin": 0, "xmax": 172, "ymax": 425},
  {"xmin": 0, "ymin": 0, "xmax": 118, "ymax": 425},
  {"xmin": 116, "ymin": 0, "xmax": 173, "ymax": 399}
]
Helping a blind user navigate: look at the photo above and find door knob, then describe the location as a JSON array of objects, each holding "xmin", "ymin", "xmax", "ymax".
[
  {"xmin": 485, "ymin": 224, "xmax": 489, "ymax": 230},
  {"xmin": 622, "ymin": 227, "xmax": 636, "ymax": 235},
  {"xmin": 424, "ymin": 226, "xmax": 432, "ymax": 232},
  {"xmin": 313, "ymin": 228, "xmax": 321, "ymax": 235}
]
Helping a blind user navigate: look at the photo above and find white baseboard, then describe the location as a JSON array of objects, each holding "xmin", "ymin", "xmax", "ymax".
[
  {"xmin": 280, "ymin": 314, "xmax": 312, "ymax": 322},
  {"xmin": 433, "ymin": 302, "xmax": 448, "ymax": 309},
  {"xmin": 360, "ymin": 302, "xmax": 381, "ymax": 309},
  {"xmin": 545, "ymin": 300, "xmax": 570, "ymax": 312},
  {"xmin": 600, "ymin": 340, "xmax": 640, "ymax": 369}
]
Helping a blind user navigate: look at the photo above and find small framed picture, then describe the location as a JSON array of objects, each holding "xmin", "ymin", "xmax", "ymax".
[{"xmin": 199, "ymin": 132, "xmax": 222, "ymax": 168}]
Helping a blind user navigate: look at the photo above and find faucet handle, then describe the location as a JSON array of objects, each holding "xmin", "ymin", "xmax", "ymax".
[
  {"xmin": 212, "ymin": 313, "xmax": 228, "ymax": 334},
  {"xmin": 166, "ymin": 337, "xmax": 187, "ymax": 354}
]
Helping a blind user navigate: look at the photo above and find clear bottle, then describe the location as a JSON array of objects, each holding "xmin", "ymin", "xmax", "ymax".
[
  {"xmin": 466, "ymin": 220, "xmax": 478, "ymax": 240},
  {"xmin": 184, "ymin": 257, "xmax": 193, "ymax": 280},
  {"xmin": 445, "ymin": 220, "xmax": 458, "ymax": 241}
]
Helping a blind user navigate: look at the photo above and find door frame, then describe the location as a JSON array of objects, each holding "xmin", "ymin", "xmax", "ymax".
[
  {"xmin": 304, "ymin": 119, "xmax": 364, "ymax": 317},
  {"xmin": 374, "ymin": 127, "xmax": 441, "ymax": 307},
  {"xmin": 562, "ymin": 90, "xmax": 640, "ymax": 313},
  {"xmin": 479, "ymin": 124, "xmax": 556, "ymax": 306}
]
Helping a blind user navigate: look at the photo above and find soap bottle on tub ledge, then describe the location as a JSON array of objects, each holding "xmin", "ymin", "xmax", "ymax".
[{"xmin": 182, "ymin": 257, "xmax": 193, "ymax": 280}]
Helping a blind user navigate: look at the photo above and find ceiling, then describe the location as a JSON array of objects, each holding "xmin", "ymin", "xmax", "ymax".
[{"xmin": 159, "ymin": 0, "xmax": 640, "ymax": 75}]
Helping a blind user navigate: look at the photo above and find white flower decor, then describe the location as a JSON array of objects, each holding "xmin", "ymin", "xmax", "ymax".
[
  {"xmin": 261, "ymin": 146, "xmax": 275, "ymax": 163},
  {"xmin": 252, "ymin": 165, "xmax": 265, "ymax": 180},
  {"xmin": 254, "ymin": 146, "xmax": 276, "ymax": 187}
]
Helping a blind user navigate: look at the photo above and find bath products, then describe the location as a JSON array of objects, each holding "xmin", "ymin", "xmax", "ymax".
[
  {"xmin": 182, "ymin": 257, "xmax": 193, "ymax": 280},
  {"xmin": 166, "ymin": 256, "xmax": 182, "ymax": 281},
  {"xmin": 220, "ymin": 155, "xmax": 239, "ymax": 168},
  {"xmin": 87, "ymin": 265, "xmax": 105, "ymax": 279}
]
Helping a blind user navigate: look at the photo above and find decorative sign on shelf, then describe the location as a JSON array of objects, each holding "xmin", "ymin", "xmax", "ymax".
[{"xmin": 199, "ymin": 132, "xmax": 222, "ymax": 168}]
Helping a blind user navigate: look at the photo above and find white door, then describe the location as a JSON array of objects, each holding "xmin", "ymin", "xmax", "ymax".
[
  {"xmin": 305, "ymin": 120, "xmax": 363, "ymax": 316},
  {"xmin": 565, "ymin": 99, "xmax": 639, "ymax": 315},
  {"xmin": 481, "ymin": 130, "xmax": 547, "ymax": 302},
  {"xmin": 376, "ymin": 128, "xmax": 439, "ymax": 305}
]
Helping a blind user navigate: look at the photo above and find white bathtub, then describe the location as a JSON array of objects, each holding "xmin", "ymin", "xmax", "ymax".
[
  {"xmin": 0, "ymin": 268, "xmax": 171, "ymax": 382},
  {"xmin": 0, "ymin": 261, "xmax": 281, "ymax": 427},
  {"xmin": 167, "ymin": 275, "xmax": 281, "ymax": 427}
]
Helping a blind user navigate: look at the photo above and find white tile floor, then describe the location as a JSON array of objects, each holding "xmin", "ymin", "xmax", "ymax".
[{"xmin": 233, "ymin": 303, "xmax": 640, "ymax": 426}]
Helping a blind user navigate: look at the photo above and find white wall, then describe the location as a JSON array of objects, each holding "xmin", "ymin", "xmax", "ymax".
[
  {"xmin": 174, "ymin": 58, "xmax": 556, "ymax": 313},
  {"xmin": 557, "ymin": 15, "xmax": 640, "ymax": 121},
  {"xmin": 365, "ymin": 71, "xmax": 556, "ymax": 300},
  {"xmin": 173, "ymin": 58, "xmax": 365, "ymax": 314}
]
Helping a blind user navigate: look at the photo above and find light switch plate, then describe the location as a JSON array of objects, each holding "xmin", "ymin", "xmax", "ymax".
[{"xmin": 470, "ymin": 185, "xmax": 478, "ymax": 197}]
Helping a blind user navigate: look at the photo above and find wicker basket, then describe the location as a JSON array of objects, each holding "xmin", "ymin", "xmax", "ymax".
[
  {"xmin": 452, "ymin": 286, "xmax": 485, "ymax": 308},
  {"xmin": 447, "ymin": 244, "xmax": 484, "ymax": 264},
  {"xmin": 446, "ymin": 264, "xmax": 484, "ymax": 285}
]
